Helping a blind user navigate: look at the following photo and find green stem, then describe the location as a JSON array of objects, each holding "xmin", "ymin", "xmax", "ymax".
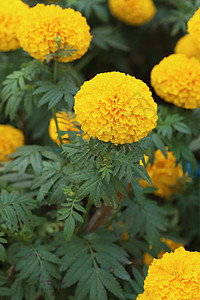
[
  {"xmin": 53, "ymin": 56, "xmax": 58, "ymax": 83},
  {"xmin": 76, "ymin": 200, "xmax": 92, "ymax": 235},
  {"xmin": 105, "ymin": 205, "xmax": 122, "ymax": 228}
]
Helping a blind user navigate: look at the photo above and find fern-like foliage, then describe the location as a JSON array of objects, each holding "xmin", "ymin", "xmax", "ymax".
[
  {"xmin": 1, "ymin": 60, "xmax": 48, "ymax": 120},
  {"xmin": 155, "ymin": 106, "xmax": 200, "ymax": 171},
  {"xmin": 56, "ymin": 228, "xmax": 130, "ymax": 300},
  {"xmin": 57, "ymin": 188, "xmax": 86, "ymax": 241},
  {"xmin": 120, "ymin": 195, "xmax": 168, "ymax": 254},
  {"xmin": 15, "ymin": 241, "xmax": 61, "ymax": 300},
  {"xmin": 0, "ymin": 190, "xmax": 36, "ymax": 231},
  {"xmin": 62, "ymin": 137, "xmax": 150, "ymax": 205}
]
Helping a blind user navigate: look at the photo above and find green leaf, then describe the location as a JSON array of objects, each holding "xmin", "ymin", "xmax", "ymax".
[
  {"xmin": 0, "ymin": 244, "xmax": 6, "ymax": 262},
  {"xmin": 151, "ymin": 134, "xmax": 167, "ymax": 158},
  {"xmin": 90, "ymin": 271, "xmax": 107, "ymax": 300},
  {"xmin": 64, "ymin": 217, "xmax": 75, "ymax": 241},
  {"xmin": 30, "ymin": 152, "xmax": 43, "ymax": 176},
  {"xmin": 99, "ymin": 270, "xmax": 125, "ymax": 299},
  {"xmin": 173, "ymin": 122, "xmax": 191, "ymax": 134}
]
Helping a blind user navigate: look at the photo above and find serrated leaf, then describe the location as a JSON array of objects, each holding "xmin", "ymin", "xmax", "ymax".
[
  {"xmin": 99, "ymin": 270, "xmax": 125, "ymax": 299},
  {"xmin": 64, "ymin": 217, "xmax": 75, "ymax": 241},
  {"xmin": 152, "ymin": 134, "xmax": 167, "ymax": 158}
]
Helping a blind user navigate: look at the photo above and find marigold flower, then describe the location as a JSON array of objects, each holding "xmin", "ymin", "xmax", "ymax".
[
  {"xmin": 188, "ymin": 7, "xmax": 200, "ymax": 50},
  {"xmin": 151, "ymin": 54, "xmax": 200, "ymax": 109},
  {"xmin": 0, "ymin": 125, "xmax": 25, "ymax": 161},
  {"xmin": 144, "ymin": 238, "xmax": 183, "ymax": 266},
  {"xmin": 174, "ymin": 35, "xmax": 200, "ymax": 60},
  {"xmin": 17, "ymin": 4, "xmax": 92, "ymax": 62},
  {"xmin": 140, "ymin": 149, "xmax": 185, "ymax": 198},
  {"xmin": 137, "ymin": 247, "xmax": 200, "ymax": 300},
  {"xmin": 74, "ymin": 72, "xmax": 157, "ymax": 145},
  {"xmin": 0, "ymin": 0, "xmax": 29, "ymax": 52},
  {"xmin": 108, "ymin": 0, "xmax": 156, "ymax": 26},
  {"xmin": 49, "ymin": 112, "xmax": 80, "ymax": 146}
]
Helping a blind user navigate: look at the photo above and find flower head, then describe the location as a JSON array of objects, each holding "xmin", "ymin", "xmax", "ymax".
[
  {"xmin": 17, "ymin": 4, "xmax": 92, "ymax": 62},
  {"xmin": 140, "ymin": 149, "xmax": 185, "ymax": 198},
  {"xmin": 188, "ymin": 7, "xmax": 200, "ymax": 50},
  {"xmin": 151, "ymin": 54, "xmax": 200, "ymax": 109},
  {"xmin": 74, "ymin": 72, "xmax": 157, "ymax": 145},
  {"xmin": 144, "ymin": 238, "xmax": 183, "ymax": 266},
  {"xmin": 0, "ymin": 125, "xmax": 25, "ymax": 161},
  {"xmin": 49, "ymin": 111, "xmax": 80, "ymax": 146},
  {"xmin": 108, "ymin": 0, "xmax": 156, "ymax": 26},
  {"xmin": 0, "ymin": 0, "xmax": 29, "ymax": 51},
  {"xmin": 174, "ymin": 34, "xmax": 200, "ymax": 60},
  {"xmin": 138, "ymin": 247, "xmax": 200, "ymax": 300}
]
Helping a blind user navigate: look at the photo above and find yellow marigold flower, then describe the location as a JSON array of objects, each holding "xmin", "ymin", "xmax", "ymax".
[
  {"xmin": 17, "ymin": 4, "xmax": 92, "ymax": 62},
  {"xmin": 0, "ymin": 125, "xmax": 25, "ymax": 161},
  {"xmin": 138, "ymin": 247, "xmax": 200, "ymax": 300},
  {"xmin": 0, "ymin": 0, "xmax": 29, "ymax": 52},
  {"xmin": 108, "ymin": 0, "xmax": 156, "ymax": 26},
  {"xmin": 74, "ymin": 72, "xmax": 157, "ymax": 145},
  {"xmin": 151, "ymin": 54, "xmax": 200, "ymax": 109},
  {"xmin": 144, "ymin": 238, "xmax": 183, "ymax": 266},
  {"xmin": 140, "ymin": 149, "xmax": 184, "ymax": 198},
  {"xmin": 188, "ymin": 7, "xmax": 200, "ymax": 50},
  {"xmin": 49, "ymin": 111, "xmax": 80, "ymax": 146},
  {"xmin": 174, "ymin": 34, "xmax": 200, "ymax": 60}
]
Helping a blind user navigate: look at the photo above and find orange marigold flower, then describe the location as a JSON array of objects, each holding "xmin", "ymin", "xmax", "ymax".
[
  {"xmin": 187, "ymin": 7, "xmax": 200, "ymax": 50},
  {"xmin": 74, "ymin": 72, "xmax": 157, "ymax": 145},
  {"xmin": 151, "ymin": 54, "xmax": 200, "ymax": 109},
  {"xmin": 138, "ymin": 247, "xmax": 200, "ymax": 300},
  {"xmin": 108, "ymin": 0, "xmax": 156, "ymax": 26},
  {"xmin": 0, "ymin": 125, "xmax": 25, "ymax": 161},
  {"xmin": 143, "ymin": 238, "xmax": 183, "ymax": 266},
  {"xmin": 140, "ymin": 149, "xmax": 185, "ymax": 198},
  {"xmin": 0, "ymin": 0, "xmax": 29, "ymax": 51},
  {"xmin": 17, "ymin": 4, "xmax": 92, "ymax": 62},
  {"xmin": 174, "ymin": 34, "xmax": 200, "ymax": 60},
  {"xmin": 49, "ymin": 111, "xmax": 80, "ymax": 146}
]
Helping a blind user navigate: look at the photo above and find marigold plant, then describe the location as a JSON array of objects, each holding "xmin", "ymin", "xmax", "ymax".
[
  {"xmin": 108, "ymin": 0, "xmax": 156, "ymax": 26},
  {"xmin": 138, "ymin": 247, "xmax": 200, "ymax": 300},
  {"xmin": 17, "ymin": 4, "xmax": 92, "ymax": 62},
  {"xmin": 0, "ymin": 0, "xmax": 29, "ymax": 51},
  {"xmin": 140, "ymin": 149, "xmax": 185, "ymax": 198},
  {"xmin": 151, "ymin": 54, "xmax": 200, "ymax": 109},
  {"xmin": 0, "ymin": 125, "xmax": 25, "ymax": 161},
  {"xmin": 74, "ymin": 71, "xmax": 157, "ymax": 145},
  {"xmin": 174, "ymin": 34, "xmax": 200, "ymax": 59}
]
